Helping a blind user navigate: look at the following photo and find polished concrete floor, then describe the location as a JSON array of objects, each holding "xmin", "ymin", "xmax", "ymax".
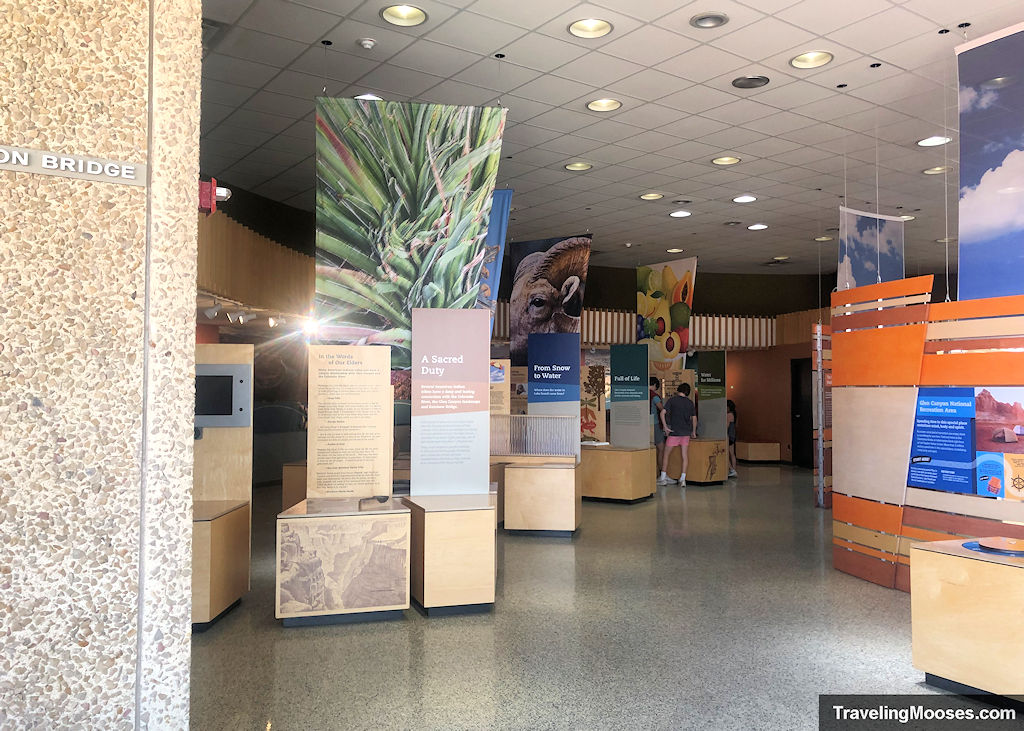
[{"xmin": 191, "ymin": 465, "xmax": 938, "ymax": 730}]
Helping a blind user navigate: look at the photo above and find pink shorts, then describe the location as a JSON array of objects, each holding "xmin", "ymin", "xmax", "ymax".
[{"xmin": 666, "ymin": 436, "xmax": 690, "ymax": 447}]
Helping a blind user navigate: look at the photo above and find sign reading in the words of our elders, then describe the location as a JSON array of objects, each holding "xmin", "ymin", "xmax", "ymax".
[{"xmin": 0, "ymin": 145, "xmax": 146, "ymax": 186}]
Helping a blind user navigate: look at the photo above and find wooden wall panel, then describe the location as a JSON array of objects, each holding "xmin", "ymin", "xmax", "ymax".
[
  {"xmin": 929, "ymin": 293, "xmax": 1024, "ymax": 321},
  {"xmin": 831, "ymin": 275, "xmax": 934, "ymax": 307},
  {"xmin": 926, "ymin": 315, "xmax": 1024, "ymax": 341},
  {"xmin": 831, "ymin": 326, "xmax": 927, "ymax": 386},
  {"xmin": 832, "ymin": 304, "xmax": 929, "ymax": 331},
  {"xmin": 894, "ymin": 562, "xmax": 911, "ymax": 593},
  {"xmin": 832, "ymin": 545, "xmax": 897, "ymax": 588},
  {"xmin": 832, "ymin": 521, "xmax": 900, "ymax": 554},
  {"xmin": 832, "ymin": 387, "xmax": 916, "ymax": 503},
  {"xmin": 906, "ymin": 487, "xmax": 1024, "ymax": 524},
  {"xmin": 902, "ymin": 506, "xmax": 1024, "ymax": 540},
  {"xmin": 832, "ymin": 493, "xmax": 904, "ymax": 535},
  {"xmin": 776, "ymin": 308, "xmax": 829, "ymax": 345},
  {"xmin": 920, "ymin": 352, "xmax": 1024, "ymax": 386}
]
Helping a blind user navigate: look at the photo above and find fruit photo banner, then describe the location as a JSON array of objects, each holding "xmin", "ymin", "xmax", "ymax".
[
  {"xmin": 314, "ymin": 98, "xmax": 507, "ymax": 370},
  {"xmin": 956, "ymin": 23, "xmax": 1024, "ymax": 301},
  {"xmin": 636, "ymin": 257, "xmax": 697, "ymax": 380},
  {"xmin": 508, "ymin": 234, "xmax": 592, "ymax": 367},
  {"xmin": 837, "ymin": 206, "xmax": 904, "ymax": 291}
]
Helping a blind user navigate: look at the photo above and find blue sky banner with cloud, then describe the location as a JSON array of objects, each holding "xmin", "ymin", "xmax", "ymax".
[
  {"xmin": 957, "ymin": 23, "xmax": 1024, "ymax": 301},
  {"xmin": 837, "ymin": 206, "xmax": 904, "ymax": 291}
]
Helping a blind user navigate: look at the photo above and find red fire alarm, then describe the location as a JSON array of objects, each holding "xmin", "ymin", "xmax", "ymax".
[{"xmin": 198, "ymin": 177, "xmax": 217, "ymax": 215}]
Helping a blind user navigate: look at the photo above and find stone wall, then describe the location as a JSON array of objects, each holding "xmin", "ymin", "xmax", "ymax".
[{"xmin": 0, "ymin": 0, "xmax": 200, "ymax": 727}]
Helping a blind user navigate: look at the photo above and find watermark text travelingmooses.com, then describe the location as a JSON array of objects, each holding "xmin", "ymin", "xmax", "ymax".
[{"xmin": 819, "ymin": 695, "xmax": 1020, "ymax": 729}]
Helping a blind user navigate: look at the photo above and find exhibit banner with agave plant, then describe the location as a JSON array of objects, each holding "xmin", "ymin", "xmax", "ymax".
[{"xmin": 314, "ymin": 98, "xmax": 507, "ymax": 370}]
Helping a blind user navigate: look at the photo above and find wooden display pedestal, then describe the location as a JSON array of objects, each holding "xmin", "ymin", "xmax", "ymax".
[
  {"xmin": 658, "ymin": 438, "xmax": 728, "ymax": 484},
  {"xmin": 281, "ymin": 461, "xmax": 307, "ymax": 511},
  {"xmin": 276, "ymin": 498, "xmax": 411, "ymax": 623},
  {"xmin": 736, "ymin": 441, "xmax": 780, "ymax": 462},
  {"xmin": 489, "ymin": 462, "xmax": 506, "ymax": 527},
  {"xmin": 580, "ymin": 444, "xmax": 655, "ymax": 502},
  {"xmin": 912, "ymin": 539, "xmax": 1024, "ymax": 698},
  {"xmin": 192, "ymin": 500, "xmax": 250, "ymax": 627},
  {"xmin": 503, "ymin": 464, "xmax": 582, "ymax": 536},
  {"xmin": 404, "ymin": 495, "xmax": 495, "ymax": 615}
]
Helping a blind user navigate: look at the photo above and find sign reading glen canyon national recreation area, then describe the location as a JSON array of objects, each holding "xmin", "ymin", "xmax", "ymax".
[{"xmin": 0, "ymin": 145, "xmax": 146, "ymax": 186}]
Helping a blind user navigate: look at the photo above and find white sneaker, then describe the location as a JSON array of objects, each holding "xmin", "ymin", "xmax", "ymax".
[
  {"xmin": 679, "ymin": 474, "xmax": 686, "ymax": 487},
  {"xmin": 728, "ymin": 469, "xmax": 738, "ymax": 477},
  {"xmin": 656, "ymin": 474, "xmax": 672, "ymax": 485}
]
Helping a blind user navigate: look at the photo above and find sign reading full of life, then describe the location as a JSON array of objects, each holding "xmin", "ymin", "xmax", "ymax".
[
  {"xmin": 0, "ymin": 144, "xmax": 146, "ymax": 186},
  {"xmin": 420, "ymin": 354, "xmax": 464, "ymax": 377}
]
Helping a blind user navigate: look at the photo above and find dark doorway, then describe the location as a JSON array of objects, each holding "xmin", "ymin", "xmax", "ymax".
[{"xmin": 791, "ymin": 358, "xmax": 814, "ymax": 467}]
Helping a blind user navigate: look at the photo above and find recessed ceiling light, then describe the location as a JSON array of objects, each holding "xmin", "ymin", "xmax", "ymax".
[
  {"xmin": 724, "ymin": 221, "xmax": 742, "ymax": 226},
  {"xmin": 732, "ymin": 194, "xmax": 756, "ymax": 203},
  {"xmin": 748, "ymin": 223, "xmax": 768, "ymax": 230},
  {"xmin": 690, "ymin": 12, "xmax": 729, "ymax": 29},
  {"xmin": 814, "ymin": 236, "xmax": 833, "ymax": 242},
  {"xmin": 773, "ymin": 255, "xmax": 789, "ymax": 261},
  {"xmin": 639, "ymin": 192, "xmax": 664, "ymax": 200},
  {"xmin": 568, "ymin": 18, "xmax": 613, "ymax": 38},
  {"xmin": 565, "ymin": 161, "xmax": 592, "ymax": 171},
  {"xmin": 981, "ymin": 76, "xmax": 1014, "ymax": 89},
  {"xmin": 380, "ymin": 5, "xmax": 427, "ymax": 27},
  {"xmin": 587, "ymin": 98, "xmax": 621, "ymax": 112},
  {"xmin": 354, "ymin": 93, "xmax": 383, "ymax": 101},
  {"xmin": 712, "ymin": 156, "xmax": 740, "ymax": 165},
  {"xmin": 670, "ymin": 210, "xmax": 692, "ymax": 218},
  {"xmin": 936, "ymin": 237, "xmax": 957, "ymax": 244},
  {"xmin": 923, "ymin": 165, "xmax": 953, "ymax": 175},
  {"xmin": 666, "ymin": 248, "xmax": 684, "ymax": 253},
  {"xmin": 900, "ymin": 214, "xmax": 916, "ymax": 221},
  {"xmin": 790, "ymin": 50, "xmax": 833, "ymax": 69},
  {"xmin": 917, "ymin": 135, "xmax": 952, "ymax": 147},
  {"xmin": 732, "ymin": 75, "xmax": 769, "ymax": 89}
]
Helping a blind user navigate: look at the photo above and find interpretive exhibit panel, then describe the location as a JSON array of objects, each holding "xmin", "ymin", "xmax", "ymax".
[
  {"xmin": 411, "ymin": 308, "xmax": 490, "ymax": 496},
  {"xmin": 276, "ymin": 499, "xmax": 410, "ymax": 619},
  {"xmin": 306, "ymin": 345, "xmax": 393, "ymax": 499},
  {"xmin": 527, "ymin": 332, "xmax": 581, "ymax": 417},
  {"xmin": 912, "ymin": 540, "xmax": 1024, "ymax": 696},
  {"xmin": 695, "ymin": 351, "xmax": 727, "ymax": 439},
  {"xmin": 580, "ymin": 365, "xmax": 606, "ymax": 442},
  {"xmin": 610, "ymin": 344, "xmax": 649, "ymax": 449},
  {"xmin": 580, "ymin": 445, "xmax": 655, "ymax": 501},
  {"xmin": 489, "ymin": 359, "xmax": 511, "ymax": 415},
  {"xmin": 404, "ymin": 495, "xmax": 496, "ymax": 609},
  {"xmin": 504, "ymin": 464, "xmax": 582, "ymax": 534}
]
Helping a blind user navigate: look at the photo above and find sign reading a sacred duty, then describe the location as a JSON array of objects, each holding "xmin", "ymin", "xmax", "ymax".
[{"xmin": 0, "ymin": 144, "xmax": 146, "ymax": 186}]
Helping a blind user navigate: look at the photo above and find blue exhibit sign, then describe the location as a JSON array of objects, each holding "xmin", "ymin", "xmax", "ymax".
[
  {"xmin": 610, "ymin": 344, "xmax": 648, "ymax": 403},
  {"xmin": 527, "ymin": 333, "xmax": 580, "ymax": 404},
  {"xmin": 907, "ymin": 388, "xmax": 976, "ymax": 494}
]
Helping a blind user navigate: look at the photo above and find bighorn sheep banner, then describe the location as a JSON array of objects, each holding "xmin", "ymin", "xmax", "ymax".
[
  {"xmin": 508, "ymin": 234, "xmax": 592, "ymax": 367},
  {"xmin": 314, "ymin": 98, "xmax": 507, "ymax": 370}
]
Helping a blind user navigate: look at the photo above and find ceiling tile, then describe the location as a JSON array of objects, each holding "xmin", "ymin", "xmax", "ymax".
[
  {"xmin": 702, "ymin": 98, "xmax": 776, "ymax": 125},
  {"xmin": 502, "ymin": 123, "xmax": 564, "ymax": 146},
  {"xmin": 421, "ymin": 79, "xmax": 496, "ymax": 105},
  {"xmin": 660, "ymin": 139, "xmax": 723, "ymax": 162},
  {"xmin": 534, "ymin": 4, "xmax": 644, "ymax": 49},
  {"xmin": 221, "ymin": 107, "xmax": 295, "ymax": 133},
  {"xmin": 752, "ymin": 80, "xmax": 833, "ymax": 110},
  {"xmin": 200, "ymin": 78, "xmax": 258, "ymax": 106},
  {"xmin": 600, "ymin": 25, "xmax": 698, "ymax": 67},
  {"xmin": 201, "ymin": 101, "xmax": 236, "ymax": 129},
  {"xmin": 455, "ymin": 59, "xmax": 542, "ymax": 92},
  {"xmin": 426, "ymin": 11, "xmax": 528, "ymax": 55},
  {"xmin": 553, "ymin": 52, "xmax": 645, "ymax": 87},
  {"xmin": 205, "ymin": 124, "xmax": 277, "ymax": 147},
  {"xmin": 346, "ymin": 0, "xmax": 459, "ymax": 30},
  {"xmin": 791, "ymin": 93, "xmax": 874, "ymax": 122},
  {"xmin": 589, "ymin": 0, "xmax": 688, "ymax": 22},
  {"xmin": 499, "ymin": 95, "xmax": 555, "ymax": 123},
  {"xmin": 511, "ymin": 75, "xmax": 594, "ymax": 106},
  {"xmin": 583, "ymin": 144, "xmax": 644, "ymax": 164},
  {"xmin": 609, "ymin": 69, "xmax": 693, "ymax": 102},
  {"xmin": 609, "ymin": 103, "xmax": 683, "ymax": 130},
  {"xmin": 657, "ymin": 115, "xmax": 730, "ymax": 139},
  {"xmin": 287, "ymin": 0, "xmax": 361, "ymax": 14},
  {"xmin": 389, "ymin": 40, "xmax": 480, "ymax": 77},
  {"xmin": 242, "ymin": 89, "xmax": 313, "ymax": 118},
  {"xmin": 529, "ymin": 108, "xmax": 600, "ymax": 133},
  {"xmin": 215, "ymin": 26, "xmax": 307, "ymax": 66},
  {"xmin": 741, "ymin": 110, "xmax": 816, "ymax": 135},
  {"xmin": 496, "ymin": 33, "xmax": 590, "ymax": 72},
  {"xmin": 618, "ymin": 130, "xmax": 687, "ymax": 153},
  {"xmin": 202, "ymin": 53, "xmax": 280, "ymax": 87},
  {"xmin": 658, "ymin": 84, "xmax": 737, "ymax": 114},
  {"xmin": 204, "ymin": 0, "xmax": 255, "ymax": 24},
  {"xmin": 776, "ymin": 0, "xmax": 893, "ymax": 36},
  {"xmin": 656, "ymin": 45, "xmax": 748, "ymax": 83},
  {"xmin": 324, "ymin": 19, "xmax": 418, "ymax": 61},
  {"xmin": 356, "ymin": 65, "xmax": 445, "ymax": 97},
  {"xmin": 289, "ymin": 47, "xmax": 379, "ymax": 82},
  {"xmin": 712, "ymin": 17, "xmax": 817, "ymax": 61},
  {"xmin": 264, "ymin": 70, "xmax": 336, "ymax": 99},
  {"xmin": 576, "ymin": 118, "xmax": 643, "ymax": 143},
  {"xmin": 659, "ymin": 0, "xmax": 766, "ymax": 42},
  {"xmin": 237, "ymin": 0, "xmax": 341, "ymax": 43},
  {"xmin": 466, "ymin": 0, "xmax": 579, "ymax": 30},
  {"xmin": 826, "ymin": 7, "xmax": 937, "ymax": 54},
  {"xmin": 537, "ymin": 135, "xmax": 605, "ymax": 156}
]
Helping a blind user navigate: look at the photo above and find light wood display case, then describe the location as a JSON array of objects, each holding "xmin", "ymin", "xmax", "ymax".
[
  {"xmin": 276, "ymin": 498, "xmax": 410, "ymax": 624},
  {"xmin": 736, "ymin": 442, "xmax": 781, "ymax": 462},
  {"xmin": 403, "ymin": 495, "xmax": 495, "ymax": 614},
  {"xmin": 660, "ymin": 438, "xmax": 728, "ymax": 484},
  {"xmin": 580, "ymin": 444, "xmax": 655, "ymax": 501},
  {"xmin": 281, "ymin": 460, "xmax": 306, "ymax": 511},
  {"xmin": 193, "ymin": 343, "xmax": 254, "ymax": 627},
  {"xmin": 911, "ymin": 539, "xmax": 1024, "ymax": 697},
  {"xmin": 192, "ymin": 500, "xmax": 250, "ymax": 624},
  {"xmin": 489, "ymin": 462, "xmax": 506, "ymax": 526},
  {"xmin": 503, "ymin": 464, "xmax": 582, "ymax": 536}
]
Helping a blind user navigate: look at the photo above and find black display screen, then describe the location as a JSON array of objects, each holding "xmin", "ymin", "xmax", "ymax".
[{"xmin": 195, "ymin": 375, "xmax": 234, "ymax": 416}]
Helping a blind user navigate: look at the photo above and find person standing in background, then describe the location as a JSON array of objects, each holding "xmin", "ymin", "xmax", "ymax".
[
  {"xmin": 659, "ymin": 383, "xmax": 696, "ymax": 486},
  {"xmin": 727, "ymin": 400, "xmax": 738, "ymax": 478},
  {"xmin": 650, "ymin": 377, "xmax": 666, "ymax": 472}
]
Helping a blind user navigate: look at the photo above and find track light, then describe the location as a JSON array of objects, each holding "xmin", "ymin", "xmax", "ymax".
[{"xmin": 203, "ymin": 302, "xmax": 222, "ymax": 319}]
